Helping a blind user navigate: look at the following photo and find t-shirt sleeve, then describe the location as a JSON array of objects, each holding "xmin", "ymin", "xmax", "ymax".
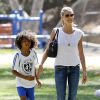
[
  {"xmin": 34, "ymin": 52, "xmax": 38, "ymax": 65},
  {"xmin": 12, "ymin": 53, "xmax": 19, "ymax": 70},
  {"xmin": 32, "ymin": 49, "xmax": 38, "ymax": 65}
]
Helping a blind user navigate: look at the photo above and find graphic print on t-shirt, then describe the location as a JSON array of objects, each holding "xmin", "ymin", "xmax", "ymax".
[{"xmin": 22, "ymin": 59, "xmax": 33, "ymax": 74}]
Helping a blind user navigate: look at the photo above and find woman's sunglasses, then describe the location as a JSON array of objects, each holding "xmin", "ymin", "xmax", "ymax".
[{"xmin": 64, "ymin": 14, "xmax": 74, "ymax": 17}]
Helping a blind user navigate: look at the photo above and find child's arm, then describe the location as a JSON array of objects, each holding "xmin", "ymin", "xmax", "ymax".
[{"xmin": 12, "ymin": 70, "xmax": 35, "ymax": 81}]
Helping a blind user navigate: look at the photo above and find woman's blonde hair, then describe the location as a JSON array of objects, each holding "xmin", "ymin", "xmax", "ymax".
[
  {"xmin": 60, "ymin": 6, "xmax": 74, "ymax": 16},
  {"xmin": 60, "ymin": 6, "xmax": 77, "ymax": 26}
]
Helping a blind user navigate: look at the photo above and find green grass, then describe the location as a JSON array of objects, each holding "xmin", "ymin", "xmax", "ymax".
[
  {"xmin": 0, "ymin": 48, "xmax": 42, "ymax": 54},
  {"xmin": 0, "ymin": 49, "xmax": 100, "ymax": 100},
  {"xmin": 0, "ymin": 48, "xmax": 17, "ymax": 54},
  {"xmin": 0, "ymin": 65, "xmax": 100, "ymax": 100}
]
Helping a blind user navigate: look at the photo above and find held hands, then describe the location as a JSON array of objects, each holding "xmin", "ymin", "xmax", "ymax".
[
  {"xmin": 82, "ymin": 71, "xmax": 87, "ymax": 84},
  {"xmin": 36, "ymin": 80, "xmax": 42, "ymax": 88}
]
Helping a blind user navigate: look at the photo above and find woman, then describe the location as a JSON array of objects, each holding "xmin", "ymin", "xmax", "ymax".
[{"xmin": 38, "ymin": 6, "xmax": 87, "ymax": 100}]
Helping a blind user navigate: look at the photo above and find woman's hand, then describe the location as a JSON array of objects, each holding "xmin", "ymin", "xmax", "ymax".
[{"xmin": 82, "ymin": 71, "xmax": 87, "ymax": 84}]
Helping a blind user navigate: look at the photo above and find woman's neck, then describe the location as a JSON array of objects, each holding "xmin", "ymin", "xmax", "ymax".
[{"xmin": 63, "ymin": 23, "xmax": 74, "ymax": 34}]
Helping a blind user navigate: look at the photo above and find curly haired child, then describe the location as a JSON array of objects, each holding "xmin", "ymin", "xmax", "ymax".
[{"xmin": 12, "ymin": 30, "xmax": 41, "ymax": 100}]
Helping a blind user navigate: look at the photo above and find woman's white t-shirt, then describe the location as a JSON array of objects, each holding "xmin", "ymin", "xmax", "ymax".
[
  {"xmin": 54, "ymin": 27, "xmax": 84, "ymax": 66},
  {"xmin": 12, "ymin": 49, "xmax": 38, "ymax": 88}
]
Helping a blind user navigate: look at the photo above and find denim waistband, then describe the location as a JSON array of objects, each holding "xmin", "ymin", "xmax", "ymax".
[{"xmin": 55, "ymin": 64, "xmax": 80, "ymax": 68}]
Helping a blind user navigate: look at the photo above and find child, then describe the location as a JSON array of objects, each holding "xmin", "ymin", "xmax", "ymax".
[{"xmin": 12, "ymin": 30, "xmax": 41, "ymax": 100}]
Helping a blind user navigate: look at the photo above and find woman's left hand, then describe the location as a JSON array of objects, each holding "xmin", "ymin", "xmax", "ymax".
[{"xmin": 82, "ymin": 71, "xmax": 87, "ymax": 84}]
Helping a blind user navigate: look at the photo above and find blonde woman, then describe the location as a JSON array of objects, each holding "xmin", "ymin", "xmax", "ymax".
[{"xmin": 38, "ymin": 6, "xmax": 87, "ymax": 100}]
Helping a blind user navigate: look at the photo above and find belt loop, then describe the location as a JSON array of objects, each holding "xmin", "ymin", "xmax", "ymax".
[{"xmin": 76, "ymin": 64, "xmax": 80, "ymax": 67}]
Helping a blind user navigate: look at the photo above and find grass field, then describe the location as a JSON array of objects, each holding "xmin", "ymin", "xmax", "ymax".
[
  {"xmin": 0, "ymin": 48, "xmax": 17, "ymax": 54},
  {"xmin": 0, "ymin": 65, "xmax": 100, "ymax": 100},
  {"xmin": 0, "ymin": 49, "xmax": 100, "ymax": 100}
]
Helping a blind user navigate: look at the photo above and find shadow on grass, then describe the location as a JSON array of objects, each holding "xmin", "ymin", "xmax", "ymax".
[
  {"xmin": 35, "ymin": 95, "xmax": 100, "ymax": 100},
  {"xmin": 78, "ymin": 85, "xmax": 100, "ymax": 100},
  {"xmin": 0, "ymin": 67, "xmax": 100, "ymax": 100},
  {"xmin": 76, "ymin": 94, "xmax": 100, "ymax": 100},
  {"xmin": 40, "ymin": 68, "xmax": 55, "ymax": 79},
  {"xmin": 0, "ymin": 67, "xmax": 100, "ymax": 81},
  {"xmin": 0, "ymin": 67, "xmax": 55, "ymax": 80},
  {"xmin": 0, "ymin": 67, "xmax": 14, "ymax": 80},
  {"xmin": 35, "ymin": 85, "xmax": 100, "ymax": 100}
]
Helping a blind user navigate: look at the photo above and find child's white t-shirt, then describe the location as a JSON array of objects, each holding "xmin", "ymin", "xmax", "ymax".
[{"xmin": 12, "ymin": 49, "xmax": 38, "ymax": 88}]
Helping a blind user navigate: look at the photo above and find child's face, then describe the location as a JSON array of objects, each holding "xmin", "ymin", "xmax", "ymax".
[{"xmin": 21, "ymin": 38, "xmax": 31, "ymax": 50}]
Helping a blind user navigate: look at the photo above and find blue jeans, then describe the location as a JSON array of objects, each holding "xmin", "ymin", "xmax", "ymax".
[{"xmin": 55, "ymin": 65, "xmax": 80, "ymax": 100}]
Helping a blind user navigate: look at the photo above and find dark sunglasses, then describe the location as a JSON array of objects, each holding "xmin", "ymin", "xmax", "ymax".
[{"xmin": 64, "ymin": 14, "xmax": 74, "ymax": 17}]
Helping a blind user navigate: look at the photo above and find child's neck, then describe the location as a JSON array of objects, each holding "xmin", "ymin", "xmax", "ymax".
[{"xmin": 21, "ymin": 49, "xmax": 30, "ymax": 56}]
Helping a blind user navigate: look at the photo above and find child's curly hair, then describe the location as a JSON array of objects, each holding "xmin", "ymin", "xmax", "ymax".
[{"xmin": 15, "ymin": 30, "xmax": 38, "ymax": 49}]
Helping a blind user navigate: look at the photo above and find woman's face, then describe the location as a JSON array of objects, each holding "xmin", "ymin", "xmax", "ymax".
[
  {"xmin": 62, "ymin": 10, "xmax": 74, "ymax": 25},
  {"xmin": 21, "ymin": 38, "xmax": 31, "ymax": 50}
]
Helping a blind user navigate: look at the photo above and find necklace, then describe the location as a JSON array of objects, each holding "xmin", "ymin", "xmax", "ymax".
[
  {"xmin": 67, "ymin": 37, "xmax": 71, "ymax": 46},
  {"xmin": 62, "ymin": 27, "xmax": 74, "ymax": 47},
  {"xmin": 68, "ymin": 43, "xmax": 70, "ymax": 46}
]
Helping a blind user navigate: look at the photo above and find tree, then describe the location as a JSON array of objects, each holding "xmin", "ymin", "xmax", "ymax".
[
  {"xmin": 8, "ymin": 0, "xmax": 45, "ymax": 33},
  {"xmin": 8, "ymin": 0, "xmax": 19, "ymax": 10},
  {"xmin": 30, "ymin": 0, "xmax": 44, "ymax": 33}
]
